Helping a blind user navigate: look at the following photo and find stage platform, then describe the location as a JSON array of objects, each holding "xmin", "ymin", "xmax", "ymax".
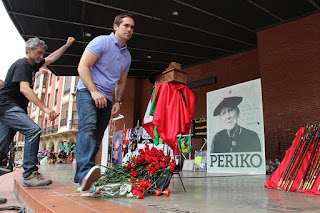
[{"xmin": 1, "ymin": 164, "xmax": 320, "ymax": 212}]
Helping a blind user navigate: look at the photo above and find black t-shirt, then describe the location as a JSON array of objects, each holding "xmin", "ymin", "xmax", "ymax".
[{"xmin": 0, "ymin": 58, "xmax": 45, "ymax": 115}]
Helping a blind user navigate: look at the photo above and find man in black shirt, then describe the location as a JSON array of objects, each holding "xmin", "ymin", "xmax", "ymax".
[{"xmin": 0, "ymin": 37, "xmax": 74, "ymax": 187}]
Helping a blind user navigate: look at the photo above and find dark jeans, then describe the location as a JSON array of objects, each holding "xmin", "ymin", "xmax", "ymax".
[
  {"xmin": 0, "ymin": 106, "xmax": 41, "ymax": 178},
  {"xmin": 73, "ymin": 89, "xmax": 112, "ymax": 184}
]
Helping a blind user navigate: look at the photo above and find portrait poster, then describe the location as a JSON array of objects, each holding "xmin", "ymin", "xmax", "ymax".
[
  {"xmin": 207, "ymin": 79, "xmax": 266, "ymax": 174},
  {"xmin": 113, "ymin": 130, "xmax": 123, "ymax": 165}
]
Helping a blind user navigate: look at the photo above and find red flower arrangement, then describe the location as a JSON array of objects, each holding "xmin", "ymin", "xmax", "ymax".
[{"xmin": 94, "ymin": 144, "xmax": 176, "ymax": 199}]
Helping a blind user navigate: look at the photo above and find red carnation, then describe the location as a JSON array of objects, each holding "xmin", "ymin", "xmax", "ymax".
[
  {"xmin": 151, "ymin": 147, "xmax": 158, "ymax": 153},
  {"xmin": 136, "ymin": 190, "xmax": 144, "ymax": 199},
  {"xmin": 163, "ymin": 188, "xmax": 171, "ymax": 197},
  {"xmin": 154, "ymin": 188, "xmax": 162, "ymax": 196},
  {"xmin": 159, "ymin": 150, "xmax": 165, "ymax": 155},
  {"xmin": 169, "ymin": 163, "xmax": 176, "ymax": 172},
  {"xmin": 137, "ymin": 179, "xmax": 152, "ymax": 192},
  {"xmin": 130, "ymin": 171, "xmax": 138, "ymax": 177},
  {"xmin": 136, "ymin": 154, "xmax": 145, "ymax": 164},
  {"xmin": 145, "ymin": 166, "xmax": 156, "ymax": 175},
  {"xmin": 145, "ymin": 155, "xmax": 152, "ymax": 164},
  {"xmin": 125, "ymin": 162, "xmax": 132, "ymax": 170},
  {"xmin": 155, "ymin": 164, "xmax": 160, "ymax": 171},
  {"xmin": 129, "ymin": 177, "xmax": 135, "ymax": 183},
  {"xmin": 132, "ymin": 185, "xmax": 140, "ymax": 195},
  {"xmin": 159, "ymin": 162, "xmax": 166, "ymax": 169},
  {"xmin": 138, "ymin": 149, "xmax": 145, "ymax": 154}
]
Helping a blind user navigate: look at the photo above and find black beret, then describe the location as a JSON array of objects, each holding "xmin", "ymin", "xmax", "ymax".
[{"xmin": 213, "ymin": 96, "xmax": 243, "ymax": 116}]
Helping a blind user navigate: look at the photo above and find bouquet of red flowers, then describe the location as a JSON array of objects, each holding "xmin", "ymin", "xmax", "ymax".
[{"xmin": 93, "ymin": 144, "xmax": 176, "ymax": 199}]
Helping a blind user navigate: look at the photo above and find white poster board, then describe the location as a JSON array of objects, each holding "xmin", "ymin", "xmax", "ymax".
[
  {"xmin": 101, "ymin": 126, "xmax": 109, "ymax": 174},
  {"xmin": 207, "ymin": 79, "xmax": 266, "ymax": 174}
]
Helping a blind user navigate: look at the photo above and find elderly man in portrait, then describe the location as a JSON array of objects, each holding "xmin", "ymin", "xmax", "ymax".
[{"xmin": 211, "ymin": 96, "xmax": 261, "ymax": 153}]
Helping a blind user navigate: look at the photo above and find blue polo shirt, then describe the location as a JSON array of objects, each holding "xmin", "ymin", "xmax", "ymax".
[{"xmin": 77, "ymin": 33, "xmax": 131, "ymax": 101}]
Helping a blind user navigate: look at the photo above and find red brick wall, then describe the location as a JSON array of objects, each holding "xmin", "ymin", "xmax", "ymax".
[
  {"xmin": 114, "ymin": 78, "xmax": 144, "ymax": 131},
  {"xmin": 258, "ymin": 13, "xmax": 320, "ymax": 161},
  {"xmin": 184, "ymin": 49, "xmax": 260, "ymax": 119}
]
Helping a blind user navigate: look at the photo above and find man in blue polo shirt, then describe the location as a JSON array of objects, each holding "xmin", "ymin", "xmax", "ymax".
[{"xmin": 74, "ymin": 14, "xmax": 135, "ymax": 191}]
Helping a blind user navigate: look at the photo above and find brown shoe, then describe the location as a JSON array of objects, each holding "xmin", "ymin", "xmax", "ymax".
[{"xmin": 23, "ymin": 171, "xmax": 52, "ymax": 187}]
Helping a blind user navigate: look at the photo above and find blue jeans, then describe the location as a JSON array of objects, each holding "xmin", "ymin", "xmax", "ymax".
[
  {"xmin": 0, "ymin": 106, "xmax": 41, "ymax": 178},
  {"xmin": 74, "ymin": 89, "xmax": 112, "ymax": 184}
]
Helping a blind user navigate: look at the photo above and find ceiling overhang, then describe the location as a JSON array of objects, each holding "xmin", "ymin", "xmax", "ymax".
[{"xmin": 2, "ymin": 0, "xmax": 319, "ymax": 78}]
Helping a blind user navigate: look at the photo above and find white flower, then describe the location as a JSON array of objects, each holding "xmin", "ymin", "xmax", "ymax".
[{"xmin": 125, "ymin": 184, "xmax": 132, "ymax": 192}]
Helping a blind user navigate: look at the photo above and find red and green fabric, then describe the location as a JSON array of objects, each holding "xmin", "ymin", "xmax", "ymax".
[{"xmin": 143, "ymin": 83, "xmax": 195, "ymax": 155}]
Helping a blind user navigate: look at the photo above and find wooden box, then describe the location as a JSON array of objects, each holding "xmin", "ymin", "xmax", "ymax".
[{"xmin": 155, "ymin": 68, "xmax": 187, "ymax": 85}]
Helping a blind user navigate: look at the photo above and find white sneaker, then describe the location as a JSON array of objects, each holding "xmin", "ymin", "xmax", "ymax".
[{"xmin": 80, "ymin": 166, "xmax": 101, "ymax": 191}]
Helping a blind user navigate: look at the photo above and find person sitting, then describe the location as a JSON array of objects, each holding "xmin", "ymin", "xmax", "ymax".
[
  {"xmin": 13, "ymin": 155, "xmax": 23, "ymax": 170},
  {"xmin": 59, "ymin": 142, "xmax": 66, "ymax": 152},
  {"xmin": 39, "ymin": 146, "xmax": 50, "ymax": 159},
  {"xmin": 65, "ymin": 144, "xmax": 71, "ymax": 156},
  {"xmin": 69, "ymin": 142, "xmax": 76, "ymax": 160},
  {"xmin": 48, "ymin": 150, "xmax": 56, "ymax": 164},
  {"xmin": 39, "ymin": 152, "xmax": 48, "ymax": 165},
  {"xmin": 56, "ymin": 150, "xmax": 67, "ymax": 164}
]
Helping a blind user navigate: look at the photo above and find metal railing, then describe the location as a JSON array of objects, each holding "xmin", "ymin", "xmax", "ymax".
[
  {"xmin": 41, "ymin": 125, "xmax": 58, "ymax": 136},
  {"xmin": 60, "ymin": 119, "xmax": 67, "ymax": 127},
  {"xmin": 69, "ymin": 119, "xmax": 79, "ymax": 126}
]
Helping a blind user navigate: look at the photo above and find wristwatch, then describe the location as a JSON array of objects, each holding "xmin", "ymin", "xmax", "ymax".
[{"xmin": 115, "ymin": 100, "xmax": 123, "ymax": 105}]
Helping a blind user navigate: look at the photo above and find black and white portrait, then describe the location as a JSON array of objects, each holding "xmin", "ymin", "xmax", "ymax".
[
  {"xmin": 211, "ymin": 96, "xmax": 261, "ymax": 153},
  {"xmin": 207, "ymin": 79, "xmax": 266, "ymax": 174}
]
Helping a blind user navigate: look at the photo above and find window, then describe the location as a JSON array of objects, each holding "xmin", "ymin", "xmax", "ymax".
[
  {"xmin": 64, "ymin": 76, "xmax": 72, "ymax": 95},
  {"xmin": 34, "ymin": 74, "xmax": 40, "ymax": 90},
  {"xmin": 43, "ymin": 73, "xmax": 48, "ymax": 88},
  {"xmin": 41, "ymin": 93, "xmax": 45, "ymax": 102},
  {"xmin": 71, "ymin": 101, "xmax": 78, "ymax": 125},
  {"xmin": 49, "ymin": 74, "xmax": 52, "ymax": 86},
  {"xmin": 54, "ymin": 89, "xmax": 58, "ymax": 105},
  {"xmin": 60, "ymin": 103, "xmax": 69, "ymax": 126},
  {"xmin": 38, "ymin": 117, "xmax": 43, "ymax": 128},
  {"xmin": 47, "ymin": 94, "xmax": 50, "ymax": 106},
  {"xmin": 32, "ymin": 103, "xmax": 37, "ymax": 111},
  {"xmin": 74, "ymin": 76, "xmax": 80, "ymax": 92}
]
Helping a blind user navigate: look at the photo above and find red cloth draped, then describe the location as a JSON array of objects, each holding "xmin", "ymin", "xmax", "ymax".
[
  {"xmin": 144, "ymin": 83, "xmax": 195, "ymax": 155},
  {"xmin": 265, "ymin": 127, "xmax": 320, "ymax": 195}
]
